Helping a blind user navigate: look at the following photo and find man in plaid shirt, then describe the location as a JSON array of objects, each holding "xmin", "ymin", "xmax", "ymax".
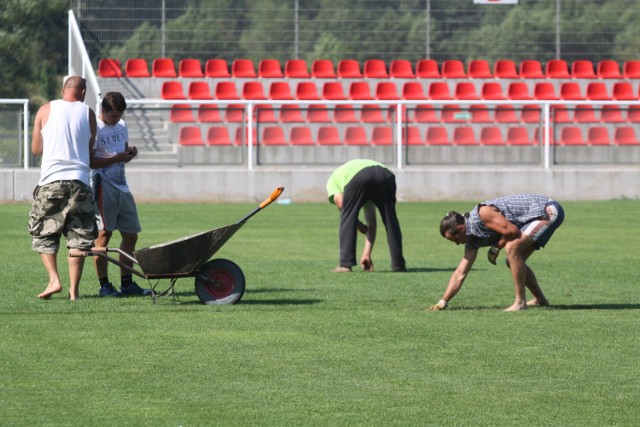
[{"xmin": 430, "ymin": 194, "xmax": 564, "ymax": 312}]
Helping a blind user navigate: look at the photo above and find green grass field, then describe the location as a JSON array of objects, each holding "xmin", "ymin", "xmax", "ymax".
[{"xmin": 1, "ymin": 199, "xmax": 638, "ymax": 426}]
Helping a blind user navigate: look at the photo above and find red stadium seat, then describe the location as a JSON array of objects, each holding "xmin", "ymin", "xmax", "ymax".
[
  {"xmin": 587, "ymin": 126, "xmax": 611, "ymax": 145},
  {"xmin": 611, "ymin": 82, "xmax": 636, "ymax": 100},
  {"xmin": 322, "ymin": 82, "xmax": 348, "ymax": 100},
  {"xmin": 454, "ymin": 82, "xmax": 479, "ymax": 100},
  {"xmin": 425, "ymin": 126, "xmax": 450, "ymax": 145},
  {"xmin": 534, "ymin": 82, "xmax": 559, "ymax": 100},
  {"xmin": 363, "ymin": 59, "xmax": 389, "ymax": 78},
  {"xmin": 507, "ymin": 127, "xmax": 535, "ymax": 145},
  {"xmin": 361, "ymin": 105, "xmax": 388, "ymax": 123},
  {"xmin": 317, "ymin": 126, "xmax": 342, "ymax": 145},
  {"xmin": 334, "ymin": 105, "xmax": 359, "ymax": 123},
  {"xmin": 469, "ymin": 104, "xmax": 492, "ymax": 123},
  {"xmin": 125, "ymin": 58, "xmax": 150, "ymax": 77},
  {"xmin": 415, "ymin": 59, "xmax": 441, "ymax": 78},
  {"xmin": 179, "ymin": 59, "xmax": 204, "ymax": 78},
  {"xmin": 269, "ymin": 82, "xmax": 294, "ymax": 100},
  {"xmin": 179, "ymin": 126, "xmax": 204, "ymax": 146},
  {"xmin": 403, "ymin": 127, "xmax": 423, "ymax": 145},
  {"xmin": 600, "ymin": 105, "xmax": 625, "ymax": 123},
  {"xmin": 628, "ymin": 106, "xmax": 640, "ymax": 123},
  {"xmin": 205, "ymin": 59, "xmax": 230, "ymax": 78},
  {"xmin": 441, "ymin": 104, "xmax": 466, "ymax": 123},
  {"xmin": 98, "ymin": 58, "xmax": 122, "ymax": 77},
  {"xmin": 295, "ymin": 82, "xmax": 321, "ymax": 100},
  {"xmin": 586, "ymin": 82, "xmax": 611, "ymax": 100},
  {"xmin": 225, "ymin": 104, "xmax": 245, "ymax": 123},
  {"xmin": 169, "ymin": 104, "xmax": 195, "ymax": 123},
  {"xmin": 152, "ymin": 58, "xmax": 177, "ymax": 77},
  {"xmin": 338, "ymin": 59, "xmax": 363, "ymax": 78},
  {"xmin": 623, "ymin": 60, "xmax": 640, "ymax": 79},
  {"xmin": 571, "ymin": 60, "xmax": 596, "ymax": 79},
  {"xmin": 552, "ymin": 105, "xmax": 572, "ymax": 123},
  {"xmin": 519, "ymin": 60, "xmax": 544, "ymax": 79},
  {"xmin": 214, "ymin": 81, "xmax": 240, "ymax": 100},
  {"xmin": 371, "ymin": 127, "xmax": 393, "ymax": 145},
  {"xmin": 311, "ymin": 59, "xmax": 337, "ymax": 78},
  {"xmin": 467, "ymin": 60, "xmax": 493, "ymax": 78},
  {"xmin": 262, "ymin": 126, "xmax": 288, "ymax": 145},
  {"xmin": 349, "ymin": 81, "xmax": 374, "ymax": 100},
  {"xmin": 402, "ymin": 82, "xmax": 427, "ymax": 100},
  {"xmin": 481, "ymin": 82, "xmax": 506, "ymax": 100},
  {"xmin": 284, "ymin": 59, "xmax": 310, "ymax": 78},
  {"xmin": 597, "ymin": 60, "xmax": 622, "ymax": 79},
  {"xmin": 614, "ymin": 127, "xmax": 640, "ymax": 145},
  {"xmin": 307, "ymin": 105, "xmax": 331, "ymax": 123},
  {"xmin": 545, "ymin": 59, "xmax": 570, "ymax": 78},
  {"xmin": 255, "ymin": 104, "xmax": 278, "ymax": 123},
  {"xmin": 160, "ymin": 81, "xmax": 186, "ymax": 100},
  {"xmin": 559, "ymin": 126, "xmax": 586, "ymax": 145},
  {"xmin": 521, "ymin": 105, "xmax": 541, "ymax": 123},
  {"xmin": 573, "ymin": 105, "xmax": 598, "ymax": 123},
  {"xmin": 413, "ymin": 104, "xmax": 438, "ymax": 123},
  {"xmin": 480, "ymin": 126, "xmax": 505, "ymax": 145},
  {"xmin": 197, "ymin": 104, "xmax": 223, "ymax": 123},
  {"xmin": 453, "ymin": 127, "xmax": 477, "ymax": 145},
  {"xmin": 241, "ymin": 81, "xmax": 267, "ymax": 100},
  {"xmin": 258, "ymin": 59, "xmax": 284, "ymax": 78},
  {"xmin": 188, "ymin": 81, "xmax": 213, "ymax": 99},
  {"xmin": 280, "ymin": 104, "xmax": 305, "ymax": 123},
  {"xmin": 375, "ymin": 82, "xmax": 400, "ymax": 100},
  {"xmin": 559, "ymin": 82, "xmax": 584, "ymax": 100},
  {"xmin": 494, "ymin": 105, "xmax": 518, "ymax": 123},
  {"xmin": 290, "ymin": 126, "xmax": 315, "ymax": 145},
  {"xmin": 206, "ymin": 126, "xmax": 232, "ymax": 146},
  {"xmin": 442, "ymin": 60, "xmax": 467, "ymax": 78},
  {"xmin": 344, "ymin": 126, "xmax": 370, "ymax": 145},
  {"xmin": 389, "ymin": 60, "xmax": 415, "ymax": 78},
  {"xmin": 507, "ymin": 82, "xmax": 532, "ymax": 100},
  {"xmin": 232, "ymin": 59, "xmax": 257, "ymax": 78},
  {"xmin": 493, "ymin": 59, "xmax": 519, "ymax": 78},
  {"xmin": 428, "ymin": 82, "xmax": 453, "ymax": 100}
]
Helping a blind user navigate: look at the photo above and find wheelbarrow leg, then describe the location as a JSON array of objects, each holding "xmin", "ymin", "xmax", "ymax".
[{"xmin": 151, "ymin": 278, "xmax": 180, "ymax": 304}]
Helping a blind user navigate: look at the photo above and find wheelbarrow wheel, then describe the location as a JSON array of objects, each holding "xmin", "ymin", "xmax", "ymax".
[{"xmin": 195, "ymin": 258, "xmax": 245, "ymax": 305}]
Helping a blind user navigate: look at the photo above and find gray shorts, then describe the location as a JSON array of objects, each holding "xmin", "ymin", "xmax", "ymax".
[
  {"xmin": 29, "ymin": 180, "xmax": 98, "ymax": 253},
  {"xmin": 94, "ymin": 178, "xmax": 141, "ymax": 234},
  {"xmin": 521, "ymin": 201, "xmax": 565, "ymax": 248}
]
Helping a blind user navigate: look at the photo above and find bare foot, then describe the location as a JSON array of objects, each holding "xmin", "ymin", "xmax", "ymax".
[
  {"xmin": 504, "ymin": 302, "xmax": 527, "ymax": 312},
  {"xmin": 331, "ymin": 266, "xmax": 352, "ymax": 273},
  {"xmin": 527, "ymin": 298, "xmax": 549, "ymax": 307},
  {"xmin": 69, "ymin": 292, "xmax": 79, "ymax": 301},
  {"xmin": 38, "ymin": 283, "xmax": 62, "ymax": 299}
]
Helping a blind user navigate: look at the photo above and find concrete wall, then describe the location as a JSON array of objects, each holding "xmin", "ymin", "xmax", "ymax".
[{"xmin": 4, "ymin": 166, "xmax": 639, "ymax": 203}]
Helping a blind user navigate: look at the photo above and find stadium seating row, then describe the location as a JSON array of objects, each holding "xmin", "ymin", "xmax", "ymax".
[
  {"xmin": 98, "ymin": 57, "xmax": 640, "ymax": 80},
  {"xmin": 159, "ymin": 79, "xmax": 640, "ymax": 101},
  {"xmin": 178, "ymin": 125, "xmax": 640, "ymax": 147},
  {"xmin": 169, "ymin": 104, "xmax": 640, "ymax": 125}
]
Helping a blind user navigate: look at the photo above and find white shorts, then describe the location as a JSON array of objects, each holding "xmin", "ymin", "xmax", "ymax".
[{"xmin": 94, "ymin": 179, "xmax": 141, "ymax": 233}]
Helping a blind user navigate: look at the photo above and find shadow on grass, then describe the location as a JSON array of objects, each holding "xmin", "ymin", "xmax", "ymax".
[{"xmin": 550, "ymin": 303, "xmax": 640, "ymax": 310}]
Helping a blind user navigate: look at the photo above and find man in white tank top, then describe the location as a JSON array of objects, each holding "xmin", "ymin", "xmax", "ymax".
[{"xmin": 28, "ymin": 76, "xmax": 98, "ymax": 300}]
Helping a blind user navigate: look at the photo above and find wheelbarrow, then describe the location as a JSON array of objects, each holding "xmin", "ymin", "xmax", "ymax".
[{"xmin": 70, "ymin": 187, "xmax": 284, "ymax": 304}]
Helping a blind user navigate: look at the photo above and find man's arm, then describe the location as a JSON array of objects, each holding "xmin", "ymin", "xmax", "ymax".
[
  {"xmin": 478, "ymin": 205, "xmax": 521, "ymax": 249},
  {"xmin": 429, "ymin": 246, "xmax": 478, "ymax": 310},
  {"xmin": 31, "ymin": 104, "xmax": 49, "ymax": 155},
  {"xmin": 359, "ymin": 203, "xmax": 377, "ymax": 271}
]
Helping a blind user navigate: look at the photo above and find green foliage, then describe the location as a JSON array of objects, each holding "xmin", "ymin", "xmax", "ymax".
[{"xmin": 1, "ymin": 200, "xmax": 639, "ymax": 425}]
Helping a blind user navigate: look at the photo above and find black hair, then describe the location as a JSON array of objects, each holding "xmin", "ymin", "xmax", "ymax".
[
  {"xmin": 439, "ymin": 211, "xmax": 467, "ymax": 237},
  {"xmin": 101, "ymin": 91, "xmax": 127, "ymax": 113}
]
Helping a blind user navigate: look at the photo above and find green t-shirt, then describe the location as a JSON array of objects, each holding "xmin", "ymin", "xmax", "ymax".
[{"xmin": 326, "ymin": 159, "xmax": 387, "ymax": 204}]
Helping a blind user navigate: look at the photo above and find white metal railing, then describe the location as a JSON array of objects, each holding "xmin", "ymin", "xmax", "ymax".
[
  {"xmin": 127, "ymin": 98, "xmax": 640, "ymax": 170},
  {"xmin": 68, "ymin": 10, "xmax": 101, "ymax": 112}
]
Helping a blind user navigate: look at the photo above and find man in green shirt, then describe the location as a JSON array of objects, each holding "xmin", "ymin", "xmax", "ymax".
[{"xmin": 326, "ymin": 159, "xmax": 406, "ymax": 272}]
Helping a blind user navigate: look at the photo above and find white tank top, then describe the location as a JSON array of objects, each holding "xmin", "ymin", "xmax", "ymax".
[{"xmin": 38, "ymin": 99, "xmax": 92, "ymax": 186}]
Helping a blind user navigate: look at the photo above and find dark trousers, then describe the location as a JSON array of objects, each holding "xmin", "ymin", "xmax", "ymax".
[{"xmin": 339, "ymin": 166, "xmax": 405, "ymax": 270}]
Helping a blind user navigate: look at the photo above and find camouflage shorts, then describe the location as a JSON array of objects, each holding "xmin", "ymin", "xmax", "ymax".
[{"xmin": 28, "ymin": 180, "xmax": 98, "ymax": 254}]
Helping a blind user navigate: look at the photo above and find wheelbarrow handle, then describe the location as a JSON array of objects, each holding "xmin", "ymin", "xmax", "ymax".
[
  {"xmin": 259, "ymin": 186, "xmax": 285, "ymax": 209},
  {"xmin": 236, "ymin": 186, "xmax": 285, "ymax": 224}
]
